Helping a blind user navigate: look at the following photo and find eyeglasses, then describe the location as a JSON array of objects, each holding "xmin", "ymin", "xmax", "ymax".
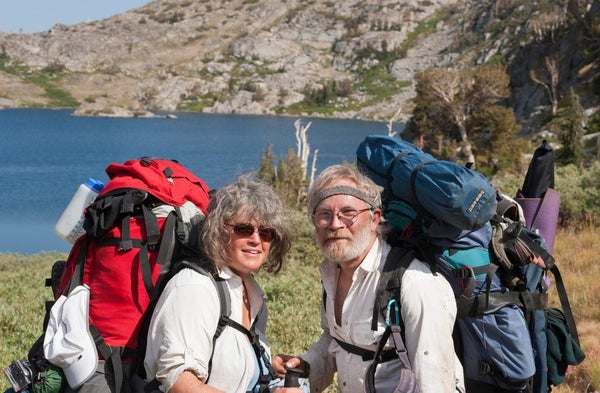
[
  {"xmin": 225, "ymin": 223, "xmax": 277, "ymax": 242},
  {"xmin": 311, "ymin": 207, "xmax": 374, "ymax": 228}
]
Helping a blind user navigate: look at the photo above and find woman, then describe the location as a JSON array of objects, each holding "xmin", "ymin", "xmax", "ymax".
[{"xmin": 144, "ymin": 175, "xmax": 303, "ymax": 393}]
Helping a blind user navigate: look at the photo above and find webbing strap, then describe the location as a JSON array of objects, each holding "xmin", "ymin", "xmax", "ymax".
[
  {"xmin": 409, "ymin": 161, "xmax": 430, "ymax": 211},
  {"xmin": 483, "ymin": 263, "xmax": 498, "ymax": 312},
  {"xmin": 389, "ymin": 324, "xmax": 411, "ymax": 369},
  {"xmin": 364, "ymin": 324, "xmax": 417, "ymax": 393},
  {"xmin": 223, "ymin": 314, "xmax": 277, "ymax": 391},
  {"xmin": 66, "ymin": 238, "xmax": 88, "ymax": 295},
  {"xmin": 89, "ymin": 324, "xmax": 125, "ymax": 393},
  {"xmin": 139, "ymin": 242, "xmax": 157, "ymax": 301},
  {"xmin": 120, "ymin": 214, "xmax": 133, "ymax": 251},
  {"xmin": 549, "ymin": 264, "xmax": 580, "ymax": 344},
  {"xmin": 153, "ymin": 212, "xmax": 178, "ymax": 292},
  {"xmin": 333, "ymin": 337, "xmax": 397, "ymax": 363},
  {"xmin": 383, "ymin": 152, "xmax": 410, "ymax": 203},
  {"xmin": 455, "ymin": 291, "xmax": 548, "ymax": 319},
  {"xmin": 141, "ymin": 204, "xmax": 161, "ymax": 247}
]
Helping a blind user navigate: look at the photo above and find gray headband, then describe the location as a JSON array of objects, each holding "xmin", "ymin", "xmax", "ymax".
[{"xmin": 312, "ymin": 185, "xmax": 377, "ymax": 212}]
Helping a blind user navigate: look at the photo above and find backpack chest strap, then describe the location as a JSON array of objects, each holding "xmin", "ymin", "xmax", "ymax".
[{"xmin": 223, "ymin": 315, "xmax": 277, "ymax": 391}]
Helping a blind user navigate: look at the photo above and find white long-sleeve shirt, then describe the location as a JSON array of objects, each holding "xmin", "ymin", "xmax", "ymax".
[
  {"xmin": 302, "ymin": 238, "xmax": 465, "ymax": 393},
  {"xmin": 144, "ymin": 266, "xmax": 270, "ymax": 393}
]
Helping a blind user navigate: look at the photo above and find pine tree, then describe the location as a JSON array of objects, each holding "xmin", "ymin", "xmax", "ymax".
[
  {"xmin": 258, "ymin": 143, "xmax": 276, "ymax": 185},
  {"xmin": 469, "ymin": 105, "xmax": 525, "ymax": 177},
  {"xmin": 556, "ymin": 88, "xmax": 585, "ymax": 167},
  {"xmin": 274, "ymin": 148, "xmax": 306, "ymax": 209}
]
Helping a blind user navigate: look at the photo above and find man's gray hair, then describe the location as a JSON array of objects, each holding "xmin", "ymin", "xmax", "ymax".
[{"xmin": 307, "ymin": 164, "xmax": 383, "ymax": 213}]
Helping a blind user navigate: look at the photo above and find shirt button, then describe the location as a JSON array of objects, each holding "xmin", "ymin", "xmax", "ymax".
[{"xmin": 343, "ymin": 382, "xmax": 347, "ymax": 387}]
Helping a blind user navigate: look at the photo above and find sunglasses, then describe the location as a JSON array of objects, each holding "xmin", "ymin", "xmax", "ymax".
[{"xmin": 225, "ymin": 223, "xmax": 277, "ymax": 242}]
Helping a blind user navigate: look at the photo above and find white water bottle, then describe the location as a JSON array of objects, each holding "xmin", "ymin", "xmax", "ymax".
[{"xmin": 54, "ymin": 178, "xmax": 105, "ymax": 244}]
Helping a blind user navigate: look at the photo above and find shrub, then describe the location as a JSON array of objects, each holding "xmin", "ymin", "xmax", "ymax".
[{"xmin": 555, "ymin": 162, "xmax": 600, "ymax": 227}]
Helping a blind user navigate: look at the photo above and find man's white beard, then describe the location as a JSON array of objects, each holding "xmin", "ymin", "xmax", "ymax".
[{"xmin": 317, "ymin": 222, "xmax": 373, "ymax": 263}]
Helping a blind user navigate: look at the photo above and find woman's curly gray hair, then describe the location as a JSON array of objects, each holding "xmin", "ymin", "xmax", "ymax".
[{"xmin": 200, "ymin": 175, "xmax": 292, "ymax": 273}]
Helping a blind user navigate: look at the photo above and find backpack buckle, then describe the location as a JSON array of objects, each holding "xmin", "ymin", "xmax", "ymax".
[{"xmin": 385, "ymin": 299, "xmax": 400, "ymax": 326}]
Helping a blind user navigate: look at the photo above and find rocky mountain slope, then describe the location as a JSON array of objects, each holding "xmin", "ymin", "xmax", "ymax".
[{"xmin": 0, "ymin": 0, "xmax": 598, "ymax": 125}]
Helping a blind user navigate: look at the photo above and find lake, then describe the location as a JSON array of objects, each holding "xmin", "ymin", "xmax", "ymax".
[{"xmin": 0, "ymin": 109, "xmax": 390, "ymax": 254}]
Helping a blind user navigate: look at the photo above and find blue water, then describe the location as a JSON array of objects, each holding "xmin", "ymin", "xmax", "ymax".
[{"xmin": 0, "ymin": 109, "xmax": 389, "ymax": 254}]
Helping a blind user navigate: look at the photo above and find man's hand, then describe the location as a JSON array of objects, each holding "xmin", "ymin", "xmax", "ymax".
[{"xmin": 272, "ymin": 354, "xmax": 308, "ymax": 379}]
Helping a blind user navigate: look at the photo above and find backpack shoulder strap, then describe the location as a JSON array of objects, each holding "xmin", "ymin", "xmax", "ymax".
[
  {"xmin": 371, "ymin": 246, "xmax": 416, "ymax": 331},
  {"xmin": 365, "ymin": 245, "xmax": 419, "ymax": 393},
  {"xmin": 176, "ymin": 260, "xmax": 231, "ymax": 383},
  {"xmin": 364, "ymin": 323, "xmax": 417, "ymax": 393},
  {"xmin": 138, "ymin": 259, "xmax": 229, "ymax": 391},
  {"xmin": 177, "ymin": 260, "xmax": 277, "ymax": 390},
  {"xmin": 177, "ymin": 260, "xmax": 231, "ymax": 334}
]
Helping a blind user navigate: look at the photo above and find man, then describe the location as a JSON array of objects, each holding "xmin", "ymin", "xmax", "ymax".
[{"xmin": 272, "ymin": 165, "xmax": 464, "ymax": 393}]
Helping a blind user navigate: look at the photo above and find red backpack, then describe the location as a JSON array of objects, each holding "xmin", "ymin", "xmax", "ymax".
[{"xmin": 55, "ymin": 158, "xmax": 210, "ymax": 392}]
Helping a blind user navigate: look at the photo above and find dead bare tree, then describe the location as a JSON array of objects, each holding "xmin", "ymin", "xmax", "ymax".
[
  {"xmin": 530, "ymin": 55, "xmax": 560, "ymax": 115},
  {"xmin": 294, "ymin": 119, "xmax": 318, "ymax": 187},
  {"xmin": 425, "ymin": 68, "xmax": 477, "ymax": 165},
  {"xmin": 387, "ymin": 106, "xmax": 403, "ymax": 137},
  {"xmin": 415, "ymin": 65, "xmax": 511, "ymax": 167}
]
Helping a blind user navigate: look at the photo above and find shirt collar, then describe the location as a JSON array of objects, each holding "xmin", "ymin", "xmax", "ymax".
[
  {"xmin": 219, "ymin": 266, "xmax": 236, "ymax": 280},
  {"xmin": 218, "ymin": 266, "xmax": 265, "ymax": 298},
  {"xmin": 357, "ymin": 237, "xmax": 383, "ymax": 273}
]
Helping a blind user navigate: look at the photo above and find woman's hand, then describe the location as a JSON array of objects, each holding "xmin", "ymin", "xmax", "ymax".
[{"xmin": 273, "ymin": 388, "xmax": 304, "ymax": 393}]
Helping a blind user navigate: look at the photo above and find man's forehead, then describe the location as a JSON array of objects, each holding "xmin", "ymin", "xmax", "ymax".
[
  {"xmin": 316, "ymin": 193, "xmax": 365, "ymax": 209},
  {"xmin": 313, "ymin": 181, "xmax": 376, "ymax": 210}
]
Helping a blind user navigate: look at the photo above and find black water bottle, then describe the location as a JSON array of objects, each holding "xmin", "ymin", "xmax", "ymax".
[{"xmin": 284, "ymin": 368, "xmax": 303, "ymax": 388}]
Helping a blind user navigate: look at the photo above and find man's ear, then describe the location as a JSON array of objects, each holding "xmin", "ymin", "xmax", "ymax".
[{"xmin": 370, "ymin": 208, "xmax": 382, "ymax": 230}]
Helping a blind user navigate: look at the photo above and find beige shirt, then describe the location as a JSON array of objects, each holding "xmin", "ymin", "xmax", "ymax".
[
  {"xmin": 143, "ymin": 266, "xmax": 270, "ymax": 393},
  {"xmin": 302, "ymin": 238, "xmax": 465, "ymax": 393}
]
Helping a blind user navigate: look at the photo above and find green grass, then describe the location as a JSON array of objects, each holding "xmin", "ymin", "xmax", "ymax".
[
  {"xmin": 24, "ymin": 74, "xmax": 79, "ymax": 108},
  {"xmin": 176, "ymin": 94, "xmax": 218, "ymax": 111},
  {"xmin": 0, "ymin": 253, "xmax": 62, "ymax": 369},
  {"xmin": 0, "ymin": 58, "xmax": 29, "ymax": 75},
  {"xmin": 0, "ymin": 58, "xmax": 79, "ymax": 108}
]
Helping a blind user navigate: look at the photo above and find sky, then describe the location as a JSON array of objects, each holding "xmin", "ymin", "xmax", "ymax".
[{"xmin": 0, "ymin": 0, "xmax": 151, "ymax": 34}]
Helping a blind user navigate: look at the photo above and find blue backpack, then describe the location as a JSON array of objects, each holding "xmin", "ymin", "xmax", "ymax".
[
  {"xmin": 356, "ymin": 135, "xmax": 497, "ymax": 230},
  {"xmin": 356, "ymin": 136, "xmax": 584, "ymax": 393},
  {"xmin": 381, "ymin": 200, "xmax": 538, "ymax": 392}
]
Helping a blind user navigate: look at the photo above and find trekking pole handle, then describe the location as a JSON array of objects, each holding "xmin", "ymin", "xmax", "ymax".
[{"xmin": 284, "ymin": 367, "xmax": 303, "ymax": 387}]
